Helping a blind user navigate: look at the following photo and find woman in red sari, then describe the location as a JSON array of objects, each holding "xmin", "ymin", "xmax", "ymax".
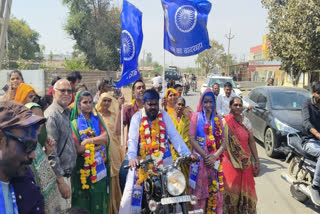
[{"xmin": 222, "ymin": 97, "xmax": 260, "ymax": 214}]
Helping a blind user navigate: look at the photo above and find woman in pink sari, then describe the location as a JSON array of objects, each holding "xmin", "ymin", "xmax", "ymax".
[
  {"xmin": 222, "ymin": 97, "xmax": 260, "ymax": 214},
  {"xmin": 189, "ymin": 89, "xmax": 225, "ymax": 214}
]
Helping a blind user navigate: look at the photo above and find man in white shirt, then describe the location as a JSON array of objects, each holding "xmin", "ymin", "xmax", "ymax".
[
  {"xmin": 152, "ymin": 74, "xmax": 162, "ymax": 88},
  {"xmin": 216, "ymin": 82, "xmax": 251, "ymax": 117}
]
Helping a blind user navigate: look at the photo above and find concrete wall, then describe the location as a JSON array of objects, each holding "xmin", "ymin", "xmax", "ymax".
[
  {"xmin": 44, "ymin": 70, "xmax": 117, "ymax": 95},
  {"xmin": 0, "ymin": 69, "xmax": 117, "ymax": 96}
]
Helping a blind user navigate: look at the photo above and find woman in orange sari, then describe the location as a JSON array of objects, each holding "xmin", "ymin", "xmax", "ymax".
[
  {"xmin": 222, "ymin": 97, "xmax": 260, "ymax": 214},
  {"xmin": 14, "ymin": 83, "xmax": 37, "ymax": 105},
  {"xmin": 164, "ymin": 88, "xmax": 179, "ymax": 115}
]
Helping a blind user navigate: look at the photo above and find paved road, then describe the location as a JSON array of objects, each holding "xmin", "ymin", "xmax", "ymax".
[{"xmin": 183, "ymin": 89, "xmax": 320, "ymax": 214}]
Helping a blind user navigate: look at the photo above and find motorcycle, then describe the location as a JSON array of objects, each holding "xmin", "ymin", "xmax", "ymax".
[
  {"xmin": 281, "ymin": 133, "xmax": 316, "ymax": 203},
  {"xmin": 125, "ymin": 156, "xmax": 203, "ymax": 214},
  {"xmin": 183, "ymin": 84, "xmax": 189, "ymax": 96}
]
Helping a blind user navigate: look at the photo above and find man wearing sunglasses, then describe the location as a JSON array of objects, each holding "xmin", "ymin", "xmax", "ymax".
[
  {"xmin": 0, "ymin": 101, "xmax": 46, "ymax": 213},
  {"xmin": 44, "ymin": 79, "xmax": 77, "ymax": 209}
]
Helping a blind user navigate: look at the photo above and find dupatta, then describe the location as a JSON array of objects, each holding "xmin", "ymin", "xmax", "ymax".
[
  {"xmin": 224, "ymin": 114, "xmax": 251, "ymax": 170},
  {"xmin": 70, "ymin": 92, "xmax": 111, "ymax": 195}
]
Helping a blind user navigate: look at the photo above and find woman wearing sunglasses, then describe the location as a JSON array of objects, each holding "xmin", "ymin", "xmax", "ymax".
[{"xmin": 222, "ymin": 97, "xmax": 260, "ymax": 213}]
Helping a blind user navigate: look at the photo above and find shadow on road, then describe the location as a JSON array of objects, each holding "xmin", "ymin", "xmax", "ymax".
[
  {"xmin": 302, "ymin": 200, "xmax": 320, "ymax": 213},
  {"xmin": 256, "ymin": 157, "xmax": 286, "ymax": 177}
]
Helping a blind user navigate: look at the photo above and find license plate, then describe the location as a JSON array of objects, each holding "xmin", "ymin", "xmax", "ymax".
[{"xmin": 161, "ymin": 195, "xmax": 191, "ymax": 205}]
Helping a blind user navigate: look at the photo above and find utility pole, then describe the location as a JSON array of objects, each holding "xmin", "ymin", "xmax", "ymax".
[
  {"xmin": 0, "ymin": 0, "xmax": 12, "ymax": 69},
  {"xmin": 225, "ymin": 28, "xmax": 235, "ymax": 76}
]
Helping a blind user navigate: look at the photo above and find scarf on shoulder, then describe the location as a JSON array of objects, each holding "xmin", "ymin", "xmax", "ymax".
[{"xmin": 224, "ymin": 114, "xmax": 251, "ymax": 170}]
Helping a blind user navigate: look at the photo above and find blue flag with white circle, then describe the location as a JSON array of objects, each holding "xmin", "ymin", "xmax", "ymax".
[
  {"xmin": 161, "ymin": 0, "xmax": 211, "ymax": 57},
  {"xmin": 116, "ymin": 0, "xmax": 143, "ymax": 88}
]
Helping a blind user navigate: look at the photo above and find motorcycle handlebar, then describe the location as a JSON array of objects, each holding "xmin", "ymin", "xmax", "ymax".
[
  {"xmin": 124, "ymin": 158, "xmax": 154, "ymax": 170},
  {"xmin": 124, "ymin": 156, "xmax": 198, "ymax": 170}
]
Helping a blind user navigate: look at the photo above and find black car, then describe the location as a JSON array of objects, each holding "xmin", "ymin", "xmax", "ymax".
[
  {"xmin": 165, "ymin": 71, "xmax": 181, "ymax": 82},
  {"xmin": 243, "ymin": 86, "xmax": 311, "ymax": 157}
]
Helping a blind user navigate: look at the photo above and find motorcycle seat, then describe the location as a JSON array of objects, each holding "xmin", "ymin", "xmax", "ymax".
[{"xmin": 289, "ymin": 136, "xmax": 317, "ymax": 160}]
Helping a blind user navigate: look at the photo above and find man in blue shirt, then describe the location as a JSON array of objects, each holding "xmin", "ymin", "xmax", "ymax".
[
  {"xmin": 0, "ymin": 101, "xmax": 46, "ymax": 213},
  {"xmin": 119, "ymin": 89, "xmax": 198, "ymax": 213}
]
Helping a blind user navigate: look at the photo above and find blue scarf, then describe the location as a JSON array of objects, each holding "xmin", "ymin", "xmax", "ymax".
[
  {"xmin": 77, "ymin": 112, "xmax": 101, "ymax": 140},
  {"xmin": 0, "ymin": 183, "xmax": 19, "ymax": 214},
  {"xmin": 77, "ymin": 112, "xmax": 107, "ymax": 182},
  {"xmin": 189, "ymin": 110, "xmax": 216, "ymax": 190}
]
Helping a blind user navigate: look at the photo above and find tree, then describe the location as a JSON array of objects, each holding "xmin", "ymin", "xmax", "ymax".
[
  {"xmin": 64, "ymin": 56, "xmax": 90, "ymax": 70},
  {"xmin": 63, "ymin": 0, "xmax": 121, "ymax": 71},
  {"xmin": 7, "ymin": 17, "xmax": 41, "ymax": 62},
  {"xmin": 196, "ymin": 39, "xmax": 225, "ymax": 75},
  {"xmin": 262, "ymin": 0, "xmax": 320, "ymax": 85}
]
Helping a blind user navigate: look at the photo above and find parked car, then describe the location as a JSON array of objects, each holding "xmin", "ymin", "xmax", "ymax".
[
  {"xmin": 165, "ymin": 70, "xmax": 182, "ymax": 82},
  {"xmin": 200, "ymin": 76, "xmax": 242, "ymax": 97},
  {"xmin": 243, "ymin": 86, "xmax": 311, "ymax": 157}
]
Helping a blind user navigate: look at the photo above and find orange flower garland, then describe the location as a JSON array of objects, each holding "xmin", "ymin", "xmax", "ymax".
[
  {"xmin": 79, "ymin": 127, "xmax": 98, "ymax": 190},
  {"xmin": 80, "ymin": 143, "xmax": 97, "ymax": 189},
  {"xmin": 206, "ymin": 117, "xmax": 224, "ymax": 214},
  {"xmin": 138, "ymin": 109, "xmax": 166, "ymax": 184}
]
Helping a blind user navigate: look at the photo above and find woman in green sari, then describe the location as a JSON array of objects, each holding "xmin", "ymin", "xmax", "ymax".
[{"xmin": 70, "ymin": 90, "xmax": 111, "ymax": 214}]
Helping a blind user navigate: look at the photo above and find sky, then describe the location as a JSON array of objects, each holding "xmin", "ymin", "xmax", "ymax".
[{"xmin": 11, "ymin": 0, "xmax": 269, "ymax": 68}]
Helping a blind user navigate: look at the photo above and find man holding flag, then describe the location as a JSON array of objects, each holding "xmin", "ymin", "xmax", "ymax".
[{"xmin": 116, "ymin": 0, "xmax": 143, "ymax": 89}]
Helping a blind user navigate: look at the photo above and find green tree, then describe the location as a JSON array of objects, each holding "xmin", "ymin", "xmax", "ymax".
[
  {"xmin": 7, "ymin": 17, "xmax": 41, "ymax": 62},
  {"xmin": 262, "ymin": 0, "xmax": 320, "ymax": 85},
  {"xmin": 64, "ymin": 56, "xmax": 90, "ymax": 70},
  {"xmin": 196, "ymin": 39, "xmax": 225, "ymax": 75},
  {"xmin": 63, "ymin": 0, "xmax": 121, "ymax": 71}
]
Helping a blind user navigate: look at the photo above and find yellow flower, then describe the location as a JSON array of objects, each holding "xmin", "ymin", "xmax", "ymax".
[
  {"xmin": 154, "ymin": 151, "xmax": 160, "ymax": 157},
  {"xmin": 214, "ymin": 117, "xmax": 218, "ymax": 122},
  {"xmin": 209, "ymin": 135, "xmax": 214, "ymax": 140}
]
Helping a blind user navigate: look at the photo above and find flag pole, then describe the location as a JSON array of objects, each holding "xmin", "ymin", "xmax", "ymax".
[
  {"xmin": 121, "ymin": 87, "xmax": 124, "ymax": 146},
  {"xmin": 162, "ymin": 50, "xmax": 166, "ymax": 97}
]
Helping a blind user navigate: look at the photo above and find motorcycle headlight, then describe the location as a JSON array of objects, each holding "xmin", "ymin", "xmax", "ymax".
[
  {"xmin": 275, "ymin": 118, "xmax": 298, "ymax": 133},
  {"xmin": 166, "ymin": 169, "xmax": 186, "ymax": 196}
]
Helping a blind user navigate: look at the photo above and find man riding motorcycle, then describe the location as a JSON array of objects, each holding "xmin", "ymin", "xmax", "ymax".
[
  {"xmin": 119, "ymin": 89, "xmax": 198, "ymax": 213},
  {"xmin": 302, "ymin": 81, "xmax": 320, "ymax": 205},
  {"xmin": 191, "ymin": 74, "xmax": 197, "ymax": 90}
]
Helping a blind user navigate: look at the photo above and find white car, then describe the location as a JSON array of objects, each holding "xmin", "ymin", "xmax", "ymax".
[{"xmin": 200, "ymin": 76, "xmax": 243, "ymax": 97}]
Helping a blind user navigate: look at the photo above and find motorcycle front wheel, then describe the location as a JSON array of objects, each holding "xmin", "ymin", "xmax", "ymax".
[{"xmin": 288, "ymin": 157, "xmax": 311, "ymax": 202}]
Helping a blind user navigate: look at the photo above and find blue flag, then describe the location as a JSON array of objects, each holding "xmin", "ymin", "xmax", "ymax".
[
  {"xmin": 116, "ymin": 0, "xmax": 143, "ymax": 88},
  {"xmin": 162, "ymin": 0, "xmax": 211, "ymax": 57}
]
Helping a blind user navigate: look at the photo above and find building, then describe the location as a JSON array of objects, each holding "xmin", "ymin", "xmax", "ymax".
[
  {"xmin": 248, "ymin": 36, "xmax": 283, "ymax": 85},
  {"xmin": 229, "ymin": 62, "xmax": 249, "ymax": 81}
]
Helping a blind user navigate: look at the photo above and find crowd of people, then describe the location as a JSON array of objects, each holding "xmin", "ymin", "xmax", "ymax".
[{"xmin": 2, "ymin": 69, "xmax": 318, "ymax": 214}]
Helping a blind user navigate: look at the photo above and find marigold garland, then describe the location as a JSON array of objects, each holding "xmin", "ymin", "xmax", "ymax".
[
  {"xmin": 79, "ymin": 126, "xmax": 101, "ymax": 190},
  {"xmin": 138, "ymin": 109, "xmax": 166, "ymax": 184},
  {"xmin": 205, "ymin": 116, "xmax": 224, "ymax": 214}
]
